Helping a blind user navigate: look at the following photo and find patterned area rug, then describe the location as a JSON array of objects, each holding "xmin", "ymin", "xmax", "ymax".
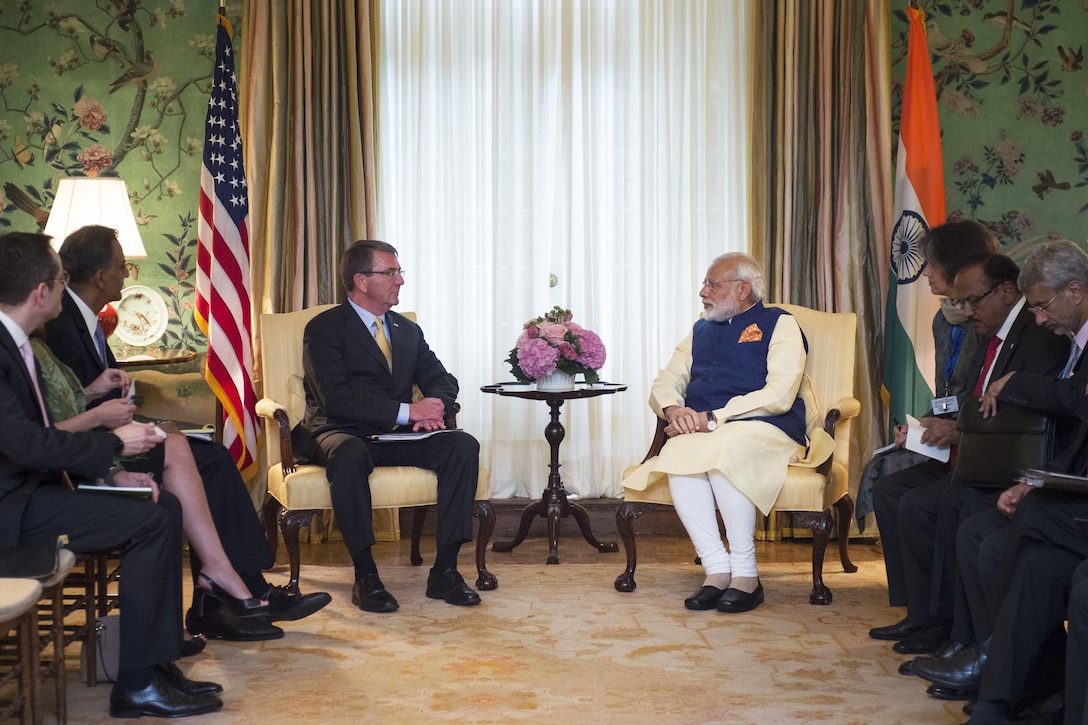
[{"xmin": 61, "ymin": 561, "xmax": 966, "ymax": 724}]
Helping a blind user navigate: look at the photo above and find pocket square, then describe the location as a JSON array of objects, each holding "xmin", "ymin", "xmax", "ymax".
[{"xmin": 738, "ymin": 323, "xmax": 763, "ymax": 343}]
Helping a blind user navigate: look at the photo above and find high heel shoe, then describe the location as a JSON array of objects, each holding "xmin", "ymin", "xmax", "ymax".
[
  {"xmin": 180, "ymin": 634, "xmax": 206, "ymax": 657},
  {"xmin": 186, "ymin": 589, "xmax": 283, "ymax": 642},
  {"xmin": 197, "ymin": 573, "xmax": 268, "ymax": 618}
]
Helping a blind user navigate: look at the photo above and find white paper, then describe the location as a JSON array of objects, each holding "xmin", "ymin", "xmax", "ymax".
[
  {"xmin": 369, "ymin": 429, "xmax": 460, "ymax": 443},
  {"xmin": 903, "ymin": 414, "xmax": 951, "ymax": 463},
  {"xmin": 872, "ymin": 441, "xmax": 897, "ymax": 456}
]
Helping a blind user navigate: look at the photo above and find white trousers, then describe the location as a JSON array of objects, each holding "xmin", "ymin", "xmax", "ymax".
[{"xmin": 668, "ymin": 471, "xmax": 757, "ymax": 577}]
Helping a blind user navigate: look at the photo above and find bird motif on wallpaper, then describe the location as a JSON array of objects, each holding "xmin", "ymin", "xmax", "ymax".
[
  {"xmin": 926, "ymin": 21, "xmax": 987, "ymax": 74},
  {"xmin": 982, "ymin": 11, "xmax": 1032, "ymax": 33},
  {"xmin": 109, "ymin": 50, "xmax": 158, "ymax": 93},
  {"xmin": 113, "ymin": 0, "xmax": 136, "ymax": 32},
  {"xmin": 90, "ymin": 34, "xmax": 124, "ymax": 68},
  {"xmin": 1032, "ymin": 170, "xmax": 1071, "ymax": 200},
  {"xmin": 1057, "ymin": 45, "xmax": 1083, "ymax": 72},
  {"xmin": 10, "ymin": 136, "xmax": 34, "ymax": 168},
  {"xmin": 3, "ymin": 183, "xmax": 49, "ymax": 229}
]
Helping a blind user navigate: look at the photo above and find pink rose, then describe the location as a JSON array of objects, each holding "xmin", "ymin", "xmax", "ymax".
[
  {"xmin": 73, "ymin": 97, "xmax": 107, "ymax": 130},
  {"xmin": 77, "ymin": 144, "xmax": 113, "ymax": 176},
  {"xmin": 538, "ymin": 322, "xmax": 568, "ymax": 345},
  {"xmin": 557, "ymin": 341, "xmax": 578, "ymax": 361}
]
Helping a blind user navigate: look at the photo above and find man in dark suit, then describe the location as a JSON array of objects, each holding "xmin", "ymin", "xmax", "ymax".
[
  {"xmin": 0, "ymin": 232, "xmax": 221, "ymax": 718},
  {"xmin": 871, "ymin": 254, "xmax": 1072, "ymax": 659},
  {"xmin": 292, "ymin": 239, "xmax": 481, "ymax": 612},
  {"xmin": 43, "ymin": 225, "xmax": 329, "ymax": 638},
  {"xmin": 910, "ymin": 242, "xmax": 1088, "ymax": 709}
]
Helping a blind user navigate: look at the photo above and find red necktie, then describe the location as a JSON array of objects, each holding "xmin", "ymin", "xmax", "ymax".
[{"xmin": 972, "ymin": 335, "xmax": 1002, "ymax": 397}]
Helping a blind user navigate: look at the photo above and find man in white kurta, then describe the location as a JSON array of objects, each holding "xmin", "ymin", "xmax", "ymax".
[{"xmin": 623, "ymin": 253, "xmax": 808, "ymax": 613}]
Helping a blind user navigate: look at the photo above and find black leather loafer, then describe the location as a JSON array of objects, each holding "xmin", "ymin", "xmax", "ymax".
[
  {"xmin": 869, "ymin": 617, "xmax": 923, "ymax": 641},
  {"xmin": 352, "ymin": 573, "xmax": 399, "ymax": 613},
  {"xmin": 264, "ymin": 585, "xmax": 333, "ymax": 622},
  {"xmin": 426, "ymin": 567, "xmax": 481, "ymax": 606},
  {"xmin": 912, "ymin": 644, "xmax": 986, "ymax": 689},
  {"xmin": 716, "ymin": 581, "xmax": 764, "ymax": 613},
  {"xmin": 925, "ymin": 683, "xmax": 978, "ymax": 701},
  {"xmin": 154, "ymin": 662, "xmax": 223, "ymax": 697},
  {"xmin": 109, "ymin": 667, "xmax": 222, "ymax": 719},
  {"xmin": 893, "ymin": 625, "xmax": 951, "ymax": 654},
  {"xmin": 684, "ymin": 585, "xmax": 726, "ymax": 611}
]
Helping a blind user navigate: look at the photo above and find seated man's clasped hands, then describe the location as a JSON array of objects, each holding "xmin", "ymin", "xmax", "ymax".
[{"xmin": 624, "ymin": 253, "xmax": 809, "ymax": 614}]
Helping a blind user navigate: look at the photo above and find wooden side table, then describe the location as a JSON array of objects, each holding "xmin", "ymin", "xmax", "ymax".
[{"xmin": 481, "ymin": 382, "xmax": 626, "ymax": 564}]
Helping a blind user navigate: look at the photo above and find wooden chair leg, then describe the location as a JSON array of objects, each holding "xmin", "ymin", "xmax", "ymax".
[
  {"xmin": 24, "ymin": 603, "xmax": 42, "ymax": 725},
  {"xmin": 46, "ymin": 584, "xmax": 66, "ymax": 724},
  {"xmin": 614, "ymin": 501, "xmax": 643, "ymax": 592},
  {"xmin": 409, "ymin": 507, "xmax": 428, "ymax": 567},
  {"xmin": 473, "ymin": 500, "xmax": 498, "ymax": 590},
  {"xmin": 279, "ymin": 508, "xmax": 316, "ymax": 595},
  {"xmin": 833, "ymin": 493, "xmax": 858, "ymax": 573},
  {"xmin": 795, "ymin": 509, "xmax": 834, "ymax": 605},
  {"xmin": 262, "ymin": 494, "xmax": 281, "ymax": 564},
  {"xmin": 82, "ymin": 557, "xmax": 97, "ymax": 689}
]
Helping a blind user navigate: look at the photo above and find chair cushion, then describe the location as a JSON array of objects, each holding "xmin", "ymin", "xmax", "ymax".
[
  {"xmin": 268, "ymin": 463, "xmax": 491, "ymax": 511},
  {"xmin": 0, "ymin": 578, "xmax": 43, "ymax": 621}
]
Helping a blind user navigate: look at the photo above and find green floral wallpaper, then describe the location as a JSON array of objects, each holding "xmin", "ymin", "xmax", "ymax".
[
  {"xmin": 0, "ymin": 0, "xmax": 241, "ymax": 355},
  {"xmin": 891, "ymin": 0, "xmax": 1088, "ymax": 260}
]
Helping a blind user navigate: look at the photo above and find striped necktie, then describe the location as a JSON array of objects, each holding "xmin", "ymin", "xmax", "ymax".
[
  {"xmin": 972, "ymin": 335, "xmax": 1002, "ymax": 397},
  {"xmin": 1060, "ymin": 342, "xmax": 1080, "ymax": 380}
]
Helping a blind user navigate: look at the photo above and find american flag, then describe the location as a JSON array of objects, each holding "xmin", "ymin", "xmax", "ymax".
[{"xmin": 195, "ymin": 11, "xmax": 259, "ymax": 477}]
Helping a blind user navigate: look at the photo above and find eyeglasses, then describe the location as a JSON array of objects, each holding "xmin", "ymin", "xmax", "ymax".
[
  {"xmin": 1027, "ymin": 284, "xmax": 1070, "ymax": 316},
  {"xmin": 701, "ymin": 278, "xmax": 744, "ymax": 291},
  {"xmin": 951, "ymin": 284, "xmax": 998, "ymax": 311},
  {"xmin": 361, "ymin": 268, "xmax": 406, "ymax": 279},
  {"xmin": 43, "ymin": 271, "xmax": 69, "ymax": 288}
]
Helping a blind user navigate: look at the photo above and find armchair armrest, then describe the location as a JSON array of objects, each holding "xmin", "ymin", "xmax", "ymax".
[
  {"xmin": 256, "ymin": 397, "xmax": 297, "ymax": 475},
  {"xmin": 641, "ymin": 418, "xmax": 669, "ymax": 463}
]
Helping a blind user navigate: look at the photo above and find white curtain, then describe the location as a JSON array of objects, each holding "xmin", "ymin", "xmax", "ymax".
[{"xmin": 379, "ymin": 0, "xmax": 749, "ymax": 499}]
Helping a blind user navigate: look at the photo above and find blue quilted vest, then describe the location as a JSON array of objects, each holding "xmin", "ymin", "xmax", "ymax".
[{"xmin": 684, "ymin": 302, "xmax": 808, "ymax": 445}]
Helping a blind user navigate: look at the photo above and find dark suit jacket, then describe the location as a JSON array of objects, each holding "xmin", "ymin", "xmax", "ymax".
[
  {"xmin": 967, "ymin": 303, "xmax": 1078, "ymax": 451},
  {"xmin": 0, "ymin": 325, "xmax": 115, "ymax": 546},
  {"xmin": 43, "ymin": 289, "xmax": 119, "ymax": 408},
  {"xmin": 293, "ymin": 304, "xmax": 458, "ymax": 448}
]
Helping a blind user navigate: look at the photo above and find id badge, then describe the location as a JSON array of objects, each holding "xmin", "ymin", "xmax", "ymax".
[{"xmin": 932, "ymin": 396, "xmax": 959, "ymax": 415}]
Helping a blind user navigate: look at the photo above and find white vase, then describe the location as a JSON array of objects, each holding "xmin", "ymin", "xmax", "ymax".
[{"xmin": 535, "ymin": 370, "xmax": 575, "ymax": 392}]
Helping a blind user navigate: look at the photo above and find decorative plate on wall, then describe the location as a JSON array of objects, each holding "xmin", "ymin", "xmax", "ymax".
[{"xmin": 115, "ymin": 285, "xmax": 169, "ymax": 347}]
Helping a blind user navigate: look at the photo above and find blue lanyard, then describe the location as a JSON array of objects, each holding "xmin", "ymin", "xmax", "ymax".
[{"xmin": 944, "ymin": 324, "xmax": 966, "ymax": 395}]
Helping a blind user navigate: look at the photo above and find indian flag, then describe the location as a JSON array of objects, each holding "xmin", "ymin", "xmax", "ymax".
[{"xmin": 883, "ymin": 5, "xmax": 946, "ymax": 429}]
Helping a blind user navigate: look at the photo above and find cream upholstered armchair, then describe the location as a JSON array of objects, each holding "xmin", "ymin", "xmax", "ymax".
[
  {"xmin": 614, "ymin": 304, "xmax": 859, "ymax": 604},
  {"xmin": 256, "ymin": 305, "xmax": 497, "ymax": 593}
]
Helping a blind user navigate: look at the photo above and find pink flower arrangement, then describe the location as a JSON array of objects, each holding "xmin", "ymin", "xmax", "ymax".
[{"xmin": 506, "ymin": 306, "xmax": 606, "ymax": 383}]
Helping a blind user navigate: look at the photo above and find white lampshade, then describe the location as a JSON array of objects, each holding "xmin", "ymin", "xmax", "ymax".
[{"xmin": 44, "ymin": 178, "xmax": 147, "ymax": 259}]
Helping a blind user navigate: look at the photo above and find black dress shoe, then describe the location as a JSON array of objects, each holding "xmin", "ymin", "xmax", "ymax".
[
  {"xmin": 869, "ymin": 617, "xmax": 923, "ymax": 641},
  {"xmin": 109, "ymin": 667, "xmax": 222, "ymax": 718},
  {"xmin": 352, "ymin": 573, "xmax": 399, "ymax": 613},
  {"xmin": 684, "ymin": 585, "xmax": 725, "ymax": 611},
  {"xmin": 912, "ymin": 644, "xmax": 986, "ymax": 689},
  {"xmin": 963, "ymin": 700, "xmax": 975, "ymax": 716},
  {"xmin": 716, "ymin": 581, "xmax": 764, "ymax": 613},
  {"xmin": 927, "ymin": 639, "xmax": 969, "ymax": 660},
  {"xmin": 186, "ymin": 592, "xmax": 285, "ymax": 641},
  {"xmin": 263, "ymin": 584, "xmax": 333, "ymax": 622},
  {"xmin": 925, "ymin": 683, "xmax": 978, "ymax": 701},
  {"xmin": 426, "ymin": 568, "xmax": 481, "ymax": 606},
  {"xmin": 898, "ymin": 660, "xmax": 915, "ymax": 676},
  {"xmin": 893, "ymin": 625, "xmax": 951, "ymax": 654},
  {"xmin": 154, "ymin": 662, "xmax": 223, "ymax": 697}
]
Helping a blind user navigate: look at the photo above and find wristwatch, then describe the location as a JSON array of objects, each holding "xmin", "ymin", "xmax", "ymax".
[
  {"xmin": 705, "ymin": 410, "xmax": 718, "ymax": 431},
  {"xmin": 110, "ymin": 433, "xmax": 125, "ymax": 455}
]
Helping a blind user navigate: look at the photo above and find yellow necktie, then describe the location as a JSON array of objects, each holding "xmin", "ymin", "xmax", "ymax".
[{"xmin": 374, "ymin": 318, "xmax": 393, "ymax": 371}]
